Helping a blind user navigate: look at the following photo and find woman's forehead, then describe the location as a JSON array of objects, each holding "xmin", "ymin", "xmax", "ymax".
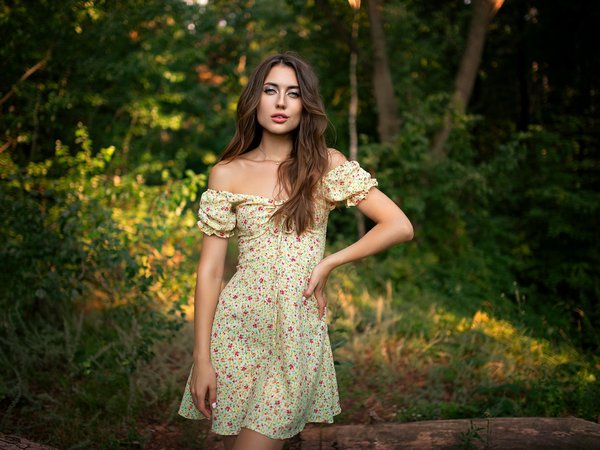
[{"xmin": 264, "ymin": 65, "xmax": 299, "ymax": 87}]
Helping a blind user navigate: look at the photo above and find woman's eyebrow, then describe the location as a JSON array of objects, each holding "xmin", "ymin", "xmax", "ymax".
[{"xmin": 263, "ymin": 82, "xmax": 300, "ymax": 90}]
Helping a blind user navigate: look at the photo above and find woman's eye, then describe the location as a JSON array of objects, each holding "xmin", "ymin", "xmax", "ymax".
[
  {"xmin": 288, "ymin": 91, "xmax": 300, "ymax": 98},
  {"xmin": 263, "ymin": 87, "xmax": 277, "ymax": 94}
]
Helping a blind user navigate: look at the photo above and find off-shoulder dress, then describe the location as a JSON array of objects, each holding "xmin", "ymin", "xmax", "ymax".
[{"xmin": 178, "ymin": 160, "xmax": 378, "ymax": 439}]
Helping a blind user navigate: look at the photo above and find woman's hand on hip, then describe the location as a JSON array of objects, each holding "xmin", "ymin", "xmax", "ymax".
[{"xmin": 303, "ymin": 258, "xmax": 334, "ymax": 319}]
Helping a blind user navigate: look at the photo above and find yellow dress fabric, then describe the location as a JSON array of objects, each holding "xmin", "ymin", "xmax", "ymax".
[{"xmin": 178, "ymin": 160, "xmax": 378, "ymax": 439}]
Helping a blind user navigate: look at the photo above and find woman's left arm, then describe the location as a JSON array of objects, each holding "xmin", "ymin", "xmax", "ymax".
[{"xmin": 303, "ymin": 187, "xmax": 414, "ymax": 317}]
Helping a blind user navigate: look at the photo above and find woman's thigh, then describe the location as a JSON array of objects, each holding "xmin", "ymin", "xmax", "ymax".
[{"xmin": 231, "ymin": 428, "xmax": 285, "ymax": 450}]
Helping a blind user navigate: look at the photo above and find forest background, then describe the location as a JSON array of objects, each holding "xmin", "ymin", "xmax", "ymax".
[{"xmin": 1, "ymin": 0, "xmax": 599, "ymax": 448}]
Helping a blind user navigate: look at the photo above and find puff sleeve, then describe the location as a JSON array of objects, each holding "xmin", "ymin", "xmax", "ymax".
[
  {"xmin": 321, "ymin": 160, "xmax": 379, "ymax": 208},
  {"xmin": 196, "ymin": 189, "xmax": 237, "ymax": 238}
]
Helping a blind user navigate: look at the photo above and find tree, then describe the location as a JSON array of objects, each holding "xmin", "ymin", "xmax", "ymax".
[
  {"xmin": 347, "ymin": 0, "xmax": 368, "ymax": 238},
  {"xmin": 431, "ymin": 0, "xmax": 504, "ymax": 156},
  {"xmin": 366, "ymin": 0, "xmax": 400, "ymax": 143}
]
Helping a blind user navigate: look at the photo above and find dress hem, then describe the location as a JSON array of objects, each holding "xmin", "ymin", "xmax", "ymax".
[{"xmin": 210, "ymin": 407, "xmax": 342, "ymax": 440}]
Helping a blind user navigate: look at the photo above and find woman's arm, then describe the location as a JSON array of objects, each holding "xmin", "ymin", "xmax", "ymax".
[
  {"xmin": 324, "ymin": 186, "xmax": 414, "ymax": 268},
  {"xmin": 193, "ymin": 235, "xmax": 228, "ymax": 364},
  {"xmin": 326, "ymin": 149, "xmax": 414, "ymax": 261},
  {"xmin": 303, "ymin": 151, "xmax": 413, "ymax": 317},
  {"xmin": 190, "ymin": 163, "xmax": 233, "ymax": 418},
  {"xmin": 194, "ymin": 162, "xmax": 235, "ymax": 363}
]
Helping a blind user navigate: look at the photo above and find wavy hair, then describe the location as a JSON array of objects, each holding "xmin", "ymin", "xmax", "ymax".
[{"xmin": 218, "ymin": 52, "xmax": 330, "ymax": 235}]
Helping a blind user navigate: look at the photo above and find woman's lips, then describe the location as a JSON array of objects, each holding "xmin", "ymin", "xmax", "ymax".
[{"xmin": 271, "ymin": 114, "xmax": 289, "ymax": 124}]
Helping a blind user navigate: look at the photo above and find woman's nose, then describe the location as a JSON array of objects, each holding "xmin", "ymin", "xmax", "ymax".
[{"xmin": 276, "ymin": 93, "xmax": 286, "ymax": 108}]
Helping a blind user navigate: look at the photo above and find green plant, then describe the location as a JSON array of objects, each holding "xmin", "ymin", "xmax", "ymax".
[
  {"xmin": 0, "ymin": 125, "xmax": 203, "ymax": 446},
  {"xmin": 453, "ymin": 420, "xmax": 490, "ymax": 450}
]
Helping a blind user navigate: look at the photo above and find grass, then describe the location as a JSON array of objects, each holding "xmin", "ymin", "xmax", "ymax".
[{"xmin": 327, "ymin": 268, "xmax": 600, "ymax": 425}]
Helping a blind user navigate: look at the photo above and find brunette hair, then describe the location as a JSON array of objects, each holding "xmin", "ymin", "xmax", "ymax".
[{"xmin": 218, "ymin": 52, "xmax": 330, "ymax": 235}]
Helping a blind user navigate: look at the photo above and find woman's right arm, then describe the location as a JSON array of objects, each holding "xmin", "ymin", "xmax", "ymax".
[
  {"xmin": 190, "ymin": 162, "xmax": 233, "ymax": 418},
  {"xmin": 190, "ymin": 233, "xmax": 228, "ymax": 418}
]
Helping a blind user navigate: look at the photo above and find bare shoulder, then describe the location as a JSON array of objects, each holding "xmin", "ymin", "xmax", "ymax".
[
  {"xmin": 208, "ymin": 160, "xmax": 241, "ymax": 191},
  {"xmin": 327, "ymin": 148, "xmax": 348, "ymax": 172}
]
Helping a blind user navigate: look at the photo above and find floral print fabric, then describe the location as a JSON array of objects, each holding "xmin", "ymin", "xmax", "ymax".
[{"xmin": 178, "ymin": 160, "xmax": 378, "ymax": 439}]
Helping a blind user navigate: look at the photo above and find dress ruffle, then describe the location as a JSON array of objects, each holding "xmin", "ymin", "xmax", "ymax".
[
  {"xmin": 196, "ymin": 189, "xmax": 238, "ymax": 238},
  {"xmin": 321, "ymin": 160, "xmax": 378, "ymax": 208}
]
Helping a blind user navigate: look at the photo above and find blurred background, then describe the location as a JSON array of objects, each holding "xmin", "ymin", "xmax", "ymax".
[{"xmin": 1, "ymin": 0, "xmax": 599, "ymax": 448}]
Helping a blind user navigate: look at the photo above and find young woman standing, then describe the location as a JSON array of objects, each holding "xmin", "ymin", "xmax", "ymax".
[{"xmin": 179, "ymin": 52, "xmax": 413, "ymax": 449}]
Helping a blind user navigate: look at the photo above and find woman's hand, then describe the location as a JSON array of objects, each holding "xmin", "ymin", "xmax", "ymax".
[
  {"xmin": 190, "ymin": 359, "xmax": 217, "ymax": 419},
  {"xmin": 303, "ymin": 257, "xmax": 335, "ymax": 319}
]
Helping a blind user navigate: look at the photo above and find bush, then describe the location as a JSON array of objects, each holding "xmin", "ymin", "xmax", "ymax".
[{"xmin": 0, "ymin": 124, "xmax": 202, "ymax": 446}]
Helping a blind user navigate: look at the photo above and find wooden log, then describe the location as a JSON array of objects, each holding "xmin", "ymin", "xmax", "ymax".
[
  {"xmin": 5, "ymin": 417, "xmax": 599, "ymax": 449},
  {"xmin": 0, "ymin": 433, "xmax": 57, "ymax": 450},
  {"xmin": 296, "ymin": 417, "xmax": 600, "ymax": 449}
]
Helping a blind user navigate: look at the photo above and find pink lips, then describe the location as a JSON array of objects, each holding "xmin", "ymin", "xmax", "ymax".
[{"xmin": 271, "ymin": 113, "xmax": 289, "ymax": 124}]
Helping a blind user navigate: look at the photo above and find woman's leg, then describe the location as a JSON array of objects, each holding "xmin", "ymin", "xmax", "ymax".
[
  {"xmin": 223, "ymin": 435, "xmax": 236, "ymax": 450},
  {"xmin": 231, "ymin": 428, "xmax": 285, "ymax": 450}
]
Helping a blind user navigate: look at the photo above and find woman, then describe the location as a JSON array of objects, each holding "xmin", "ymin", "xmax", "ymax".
[{"xmin": 179, "ymin": 52, "xmax": 413, "ymax": 450}]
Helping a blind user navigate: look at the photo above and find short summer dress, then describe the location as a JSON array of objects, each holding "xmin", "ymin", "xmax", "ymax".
[{"xmin": 178, "ymin": 160, "xmax": 378, "ymax": 439}]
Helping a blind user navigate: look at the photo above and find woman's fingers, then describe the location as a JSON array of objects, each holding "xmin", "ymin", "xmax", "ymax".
[
  {"xmin": 208, "ymin": 382, "xmax": 217, "ymax": 413},
  {"xmin": 309, "ymin": 279, "xmax": 326, "ymax": 318},
  {"xmin": 200, "ymin": 402, "xmax": 211, "ymax": 419},
  {"xmin": 315, "ymin": 285, "xmax": 327, "ymax": 318},
  {"xmin": 302, "ymin": 276, "xmax": 316, "ymax": 298},
  {"xmin": 193, "ymin": 386, "xmax": 210, "ymax": 419},
  {"xmin": 190, "ymin": 362, "xmax": 217, "ymax": 419},
  {"xmin": 303, "ymin": 263, "xmax": 331, "ymax": 318}
]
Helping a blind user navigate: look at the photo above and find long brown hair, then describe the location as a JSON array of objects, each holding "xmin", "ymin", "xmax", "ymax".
[{"xmin": 218, "ymin": 52, "xmax": 330, "ymax": 235}]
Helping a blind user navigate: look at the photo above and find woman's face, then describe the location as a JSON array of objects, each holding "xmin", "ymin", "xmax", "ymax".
[{"xmin": 256, "ymin": 64, "xmax": 303, "ymax": 136}]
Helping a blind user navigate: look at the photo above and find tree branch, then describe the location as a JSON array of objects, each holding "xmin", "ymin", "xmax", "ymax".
[{"xmin": 0, "ymin": 49, "xmax": 52, "ymax": 109}]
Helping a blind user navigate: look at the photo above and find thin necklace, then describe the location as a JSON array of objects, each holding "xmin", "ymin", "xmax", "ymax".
[{"xmin": 258, "ymin": 146, "xmax": 287, "ymax": 164}]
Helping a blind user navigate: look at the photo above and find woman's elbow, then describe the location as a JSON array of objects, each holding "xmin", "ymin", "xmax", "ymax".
[
  {"xmin": 395, "ymin": 217, "xmax": 414, "ymax": 243},
  {"xmin": 405, "ymin": 222, "xmax": 415, "ymax": 242},
  {"xmin": 197, "ymin": 260, "xmax": 226, "ymax": 282}
]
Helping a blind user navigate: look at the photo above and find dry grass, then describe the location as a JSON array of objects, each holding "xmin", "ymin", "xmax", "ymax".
[{"xmin": 325, "ymin": 275, "xmax": 599, "ymax": 424}]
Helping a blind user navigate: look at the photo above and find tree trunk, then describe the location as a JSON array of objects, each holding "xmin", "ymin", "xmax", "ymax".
[
  {"xmin": 349, "ymin": 11, "xmax": 359, "ymax": 163},
  {"xmin": 348, "ymin": 6, "xmax": 366, "ymax": 238},
  {"xmin": 366, "ymin": 0, "xmax": 400, "ymax": 143},
  {"xmin": 431, "ymin": 0, "xmax": 504, "ymax": 157},
  {"xmin": 315, "ymin": 0, "xmax": 357, "ymax": 53},
  {"xmin": 516, "ymin": 0, "xmax": 530, "ymax": 131}
]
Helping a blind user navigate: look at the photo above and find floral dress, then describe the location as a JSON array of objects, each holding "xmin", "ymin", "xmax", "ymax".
[{"xmin": 178, "ymin": 160, "xmax": 378, "ymax": 439}]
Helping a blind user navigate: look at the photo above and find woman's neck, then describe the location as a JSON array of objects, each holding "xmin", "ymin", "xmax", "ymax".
[{"xmin": 258, "ymin": 132, "xmax": 293, "ymax": 161}]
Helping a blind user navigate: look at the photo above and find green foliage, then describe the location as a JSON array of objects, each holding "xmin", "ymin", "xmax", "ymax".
[
  {"xmin": 0, "ymin": 126, "xmax": 202, "ymax": 445},
  {"xmin": 454, "ymin": 420, "xmax": 491, "ymax": 450},
  {"xmin": 331, "ymin": 265, "xmax": 600, "ymax": 425},
  {"xmin": 329, "ymin": 101, "xmax": 600, "ymax": 426},
  {"xmin": 349, "ymin": 104, "xmax": 600, "ymax": 352}
]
